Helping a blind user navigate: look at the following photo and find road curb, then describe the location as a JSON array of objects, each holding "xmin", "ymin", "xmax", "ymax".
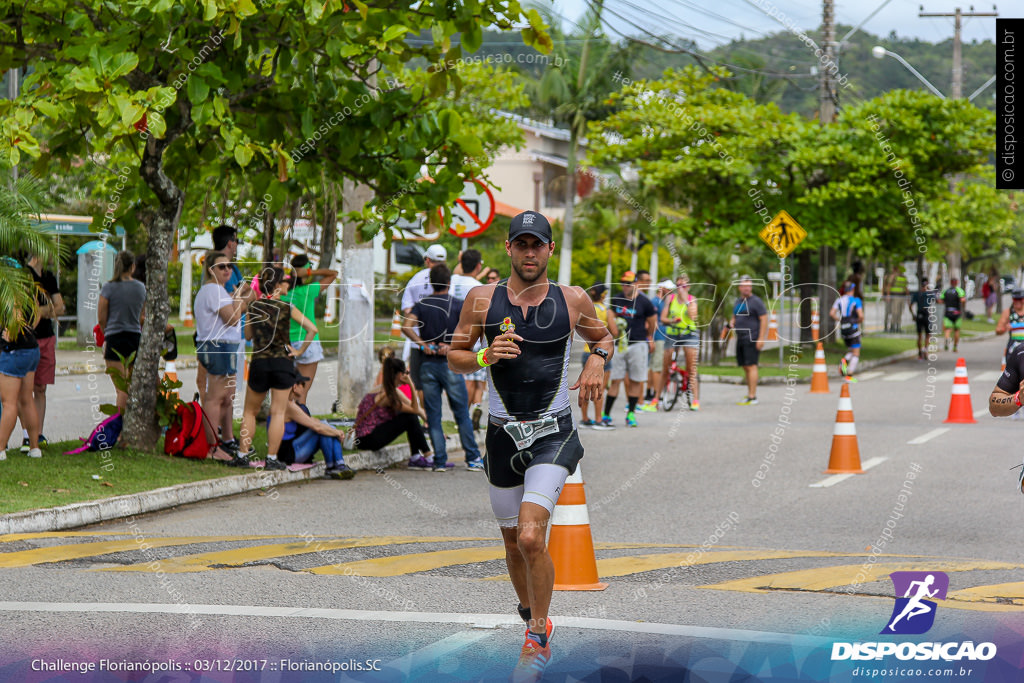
[
  {"xmin": 0, "ymin": 433, "xmax": 475, "ymax": 534},
  {"xmin": 699, "ymin": 330, "xmax": 997, "ymax": 385}
]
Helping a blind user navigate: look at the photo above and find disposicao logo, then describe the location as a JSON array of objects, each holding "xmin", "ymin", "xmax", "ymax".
[
  {"xmin": 830, "ymin": 571, "xmax": 997, "ymax": 662},
  {"xmin": 882, "ymin": 571, "xmax": 947, "ymax": 635}
]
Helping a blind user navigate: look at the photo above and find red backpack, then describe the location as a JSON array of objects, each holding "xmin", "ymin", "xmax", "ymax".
[{"xmin": 164, "ymin": 401, "xmax": 216, "ymax": 459}]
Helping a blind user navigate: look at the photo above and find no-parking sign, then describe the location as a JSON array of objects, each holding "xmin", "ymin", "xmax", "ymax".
[{"xmin": 441, "ymin": 179, "xmax": 496, "ymax": 239}]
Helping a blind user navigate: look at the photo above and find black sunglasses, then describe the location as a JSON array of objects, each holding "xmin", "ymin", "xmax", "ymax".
[{"xmin": 212, "ymin": 263, "xmax": 231, "ymax": 271}]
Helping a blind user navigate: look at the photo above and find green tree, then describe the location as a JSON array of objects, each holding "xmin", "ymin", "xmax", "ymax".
[
  {"xmin": 527, "ymin": 2, "xmax": 633, "ymax": 285},
  {"xmin": 0, "ymin": 174, "xmax": 64, "ymax": 335},
  {"xmin": 1, "ymin": 0, "xmax": 549, "ymax": 448}
]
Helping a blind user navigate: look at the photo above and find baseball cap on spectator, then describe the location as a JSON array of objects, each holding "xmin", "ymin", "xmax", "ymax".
[
  {"xmin": 620, "ymin": 270, "xmax": 636, "ymax": 283},
  {"xmin": 659, "ymin": 279, "xmax": 674, "ymax": 290},
  {"xmin": 1013, "ymin": 289, "xmax": 1024, "ymax": 299},
  {"xmin": 588, "ymin": 283, "xmax": 608, "ymax": 298},
  {"xmin": 508, "ymin": 211, "xmax": 552, "ymax": 244},
  {"xmin": 738, "ymin": 274, "xmax": 752, "ymax": 282},
  {"xmin": 425, "ymin": 244, "xmax": 447, "ymax": 261}
]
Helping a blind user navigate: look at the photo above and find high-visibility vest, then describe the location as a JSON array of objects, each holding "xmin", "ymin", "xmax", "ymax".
[{"xmin": 891, "ymin": 274, "xmax": 908, "ymax": 294}]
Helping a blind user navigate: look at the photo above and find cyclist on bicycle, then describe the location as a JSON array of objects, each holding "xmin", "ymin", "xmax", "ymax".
[{"xmin": 659, "ymin": 275, "xmax": 700, "ymax": 410}]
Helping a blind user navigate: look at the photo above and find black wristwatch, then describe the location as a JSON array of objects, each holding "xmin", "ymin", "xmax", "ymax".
[{"xmin": 591, "ymin": 347, "xmax": 610, "ymax": 361}]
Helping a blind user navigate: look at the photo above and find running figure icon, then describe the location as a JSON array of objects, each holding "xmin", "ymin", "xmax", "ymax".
[{"xmin": 888, "ymin": 574, "xmax": 939, "ymax": 631}]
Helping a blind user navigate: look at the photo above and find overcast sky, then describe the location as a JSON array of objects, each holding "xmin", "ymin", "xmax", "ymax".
[{"xmin": 549, "ymin": 0, "xmax": 1002, "ymax": 51}]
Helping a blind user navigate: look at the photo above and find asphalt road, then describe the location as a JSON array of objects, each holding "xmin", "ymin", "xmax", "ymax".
[{"xmin": 2, "ymin": 333, "xmax": 1024, "ymax": 681}]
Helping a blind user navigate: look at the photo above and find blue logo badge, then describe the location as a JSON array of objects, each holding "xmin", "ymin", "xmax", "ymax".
[{"xmin": 881, "ymin": 571, "xmax": 948, "ymax": 635}]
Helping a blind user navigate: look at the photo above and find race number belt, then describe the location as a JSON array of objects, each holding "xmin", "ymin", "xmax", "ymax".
[{"xmin": 490, "ymin": 407, "xmax": 571, "ymax": 450}]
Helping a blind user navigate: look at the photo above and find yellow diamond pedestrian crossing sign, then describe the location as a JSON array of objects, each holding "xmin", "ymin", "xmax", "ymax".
[{"xmin": 759, "ymin": 210, "xmax": 806, "ymax": 258}]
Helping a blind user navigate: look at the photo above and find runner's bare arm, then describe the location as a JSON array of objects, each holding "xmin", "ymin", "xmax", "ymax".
[
  {"xmin": 990, "ymin": 378, "xmax": 1024, "ymax": 417},
  {"xmin": 996, "ymin": 309, "xmax": 1010, "ymax": 335},
  {"xmin": 567, "ymin": 286, "xmax": 613, "ymax": 406},
  {"xmin": 448, "ymin": 286, "xmax": 495, "ymax": 374}
]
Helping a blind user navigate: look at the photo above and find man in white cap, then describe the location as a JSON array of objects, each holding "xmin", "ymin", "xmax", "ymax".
[{"xmin": 400, "ymin": 244, "xmax": 448, "ymax": 461}]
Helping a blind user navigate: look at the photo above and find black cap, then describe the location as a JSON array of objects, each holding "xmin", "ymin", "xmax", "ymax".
[
  {"xmin": 1013, "ymin": 289, "xmax": 1024, "ymax": 299},
  {"xmin": 508, "ymin": 211, "xmax": 552, "ymax": 244},
  {"xmin": 588, "ymin": 283, "xmax": 608, "ymax": 297}
]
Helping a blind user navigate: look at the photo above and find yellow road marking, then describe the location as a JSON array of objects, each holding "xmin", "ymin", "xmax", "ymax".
[
  {"xmin": 0, "ymin": 536, "xmax": 281, "ymax": 568},
  {"xmin": 0, "ymin": 532, "xmax": 124, "ymax": 543},
  {"xmin": 947, "ymin": 582, "xmax": 1024, "ymax": 607},
  {"xmin": 701, "ymin": 560, "xmax": 1022, "ymax": 593},
  {"xmin": 101, "ymin": 537, "xmax": 490, "ymax": 573},
  {"xmin": 595, "ymin": 549, "xmax": 851, "ymax": 578},
  {"xmin": 593, "ymin": 543, "xmax": 692, "ymax": 550},
  {"xmin": 310, "ymin": 547, "xmax": 507, "ymax": 576}
]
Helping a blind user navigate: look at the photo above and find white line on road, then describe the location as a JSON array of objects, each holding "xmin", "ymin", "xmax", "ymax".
[
  {"xmin": 0, "ymin": 602, "xmax": 832, "ymax": 648},
  {"xmin": 883, "ymin": 371, "xmax": 922, "ymax": 382},
  {"xmin": 853, "ymin": 371, "xmax": 885, "ymax": 382},
  {"xmin": 809, "ymin": 457, "xmax": 887, "ymax": 488},
  {"xmin": 907, "ymin": 428, "xmax": 950, "ymax": 445},
  {"xmin": 975, "ymin": 371, "xmax": 1002, "ymax": 383},
  {"xmin": 974, "ymin": 408, "xmax": 991, "ymax": 419}
]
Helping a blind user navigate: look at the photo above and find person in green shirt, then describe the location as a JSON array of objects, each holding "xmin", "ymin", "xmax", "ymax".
[{"xmin": 283, "ymin": 255, "xmax": 338, "ymax": 403}]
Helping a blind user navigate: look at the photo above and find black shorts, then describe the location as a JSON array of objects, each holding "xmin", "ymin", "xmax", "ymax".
[
  {"xmin": 409, "ymin": 347, "xmax": 423, "ymax": 387},
  {"xmin": 916, "ymin": 316, "xmax": 932, "ymax": 334},
  {"xmin": 104, "ymin": 331, "xmax": 141, "ymax": 362},
  {"xmin": 736, "ymin": 339, "xmax": 760, "ymax": 367},
  {"xmin": 247, "ymin": 357, "xmax": 298, "ymax": 393},
  {"xmin": 484, "ymin": 410, "xmax": 584, "ymax": 489}
]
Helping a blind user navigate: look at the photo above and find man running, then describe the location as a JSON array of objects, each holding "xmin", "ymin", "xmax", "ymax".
[
  {"xmin": 995, "ymin": 288, "xmax": 1024, "ymax": 355},
  {"xmin": 942, "ymin": 278, "xmax": 966, "ymax": 352},
  {"xmin": 990, "ymin": 340, "xmax": 1024, "ymax": 491},
  {"xmin": 448, "ymin": 211, "xmax": 613, "ymax": 680},
  {"xmin": 831, "ymin": 281, "xmax": 864, "ymax": 380},
  {"xmin": 908, "ymin": 277, "xmax": 937, "ymax": 360}
]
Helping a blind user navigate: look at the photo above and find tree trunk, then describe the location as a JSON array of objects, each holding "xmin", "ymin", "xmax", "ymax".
[
  {"xmin": 319, "ymin": 182, "xmax": 338, "ymax": 270},
  {"xmin": 556, "ymin": 130, "xmax": 578, "ymax": 286},
  {"xmin": 798, "ymin": 250, "xmax": 814, "ymax": 343},
  {"xmin": 124, "ymin": 137, "xmax": 183, "ymax": 450},
  {"xmin": 335, "ymin": 178, "xmax": 375, "ymax": 414},
  {"xmin": 262, "ymin": 203, "xmax": 275, "ymax": 263}
]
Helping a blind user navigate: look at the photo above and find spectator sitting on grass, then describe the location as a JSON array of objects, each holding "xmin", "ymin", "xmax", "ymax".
[
  {"xmin": 351, "ymin": 356, "xmax": 433, "ymax": 469},
  {"xmin": 274, "ymin": 375, "xmax": 355, "ymax": 480}
]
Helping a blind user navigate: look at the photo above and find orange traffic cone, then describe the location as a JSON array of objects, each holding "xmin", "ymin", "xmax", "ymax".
[
  {"xmin": 811, "ymin": 309, "xmax": 820, "ymax": 341},
  {"xmin": 549, "ymin": 466, "xmax": 608, "ymax": 591},
  {"xmin": 824, "ymin": 383, "xmax": 863, "ymax": 474},
  {"xmin": 767, "ymin": 311, "xmax": 779, "ymax": 341},
  {"xmin": 390, "ymin": 310, "xmax": 403, "ymax": 340},
  {"xmin": 163, "ymin": 360, "xmax": 179, "ymax": 400},
  {"xmin": 810, "ymin": 342, "xmax": 830, "ymax": 393},
  {"xmin": 944, "ymin": 357, "xmax": 977, "ymax": 424},
  {"xmin": 1002, "ymin": 353, "xmax": 1006, "ymax": 373},
  {"xmin": 182, "ymin": 304, "xmax": 195, "ymax": 328}
]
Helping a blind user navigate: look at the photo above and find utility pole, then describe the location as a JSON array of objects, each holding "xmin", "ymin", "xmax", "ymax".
[
  {"xmin": 817, "ymin": 0, "xmax": 837, "ymax": 343},
  {"xmin": 919, "ymin": 6, "xmax": 998, "ymax": 100},
  {"xmin": 919, "ymin": 6, "xmax": 998, "ymax": 280},
  {"xmin": 818, "ymin": 0, "xmax": 837, "ymax": 124},
  {"xmin": 7, "ymin": 68, "xmax": 19, "ymax": 184}
]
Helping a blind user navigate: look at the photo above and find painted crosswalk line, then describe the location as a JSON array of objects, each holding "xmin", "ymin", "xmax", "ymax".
[
  {"xmin": 101, "ymin": 537, "xmax": 489, "ymax": 573},
  {"xmin": 700, "ymin": 559, "xmax": 1022, "ymax": 594},
  {"xmin": 0, "ymin": 536, "xmax": 286, "ymax": 568},
  {"xmin": 883, "ymin": 371, "xmax": 922, "ymax": 382},
  {"xmin": 808, "ymin": 457, "xmax": 887, "ymax": 488}
]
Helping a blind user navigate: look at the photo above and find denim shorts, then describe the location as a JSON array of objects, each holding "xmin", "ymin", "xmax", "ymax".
[
  {"xmin": 291, "ymin": 339, "xmax": 324, "ymax": 365},
  {"xmin": 197, "ymin": 340, "xmax": 239, "ymax": 376},
  {"xmin": 0, "ymin": 347, "xmax": 41, "ymax": 378}
]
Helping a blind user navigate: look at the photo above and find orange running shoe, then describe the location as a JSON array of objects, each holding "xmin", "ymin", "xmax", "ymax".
[{"xmin": 511, "ymin": 619, "xmax": 553, "ymax": 682}]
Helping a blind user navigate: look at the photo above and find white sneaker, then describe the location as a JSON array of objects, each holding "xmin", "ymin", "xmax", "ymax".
[
  {"xmin": 0, "ymin": 450, "xmax": 6, "ymax": 461},
  {"xmin": 27, "ymin": 448, "xmax": 42, "ymax": 458}
]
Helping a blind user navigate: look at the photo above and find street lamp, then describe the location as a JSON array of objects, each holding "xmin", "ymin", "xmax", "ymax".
[{"xmin": 871, "ymin": 46, "xmax": 946, "ymax": 99}]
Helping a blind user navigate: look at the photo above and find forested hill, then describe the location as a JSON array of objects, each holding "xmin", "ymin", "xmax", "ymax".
[{"xmin": 471, "ymin": 22, "xmax": 996, "ymax": 118}]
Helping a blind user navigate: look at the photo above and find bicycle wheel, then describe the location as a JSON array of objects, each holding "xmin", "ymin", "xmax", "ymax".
[{"xmin": 662, "ymin": 374, "xmax": 680, "ymax": 411}]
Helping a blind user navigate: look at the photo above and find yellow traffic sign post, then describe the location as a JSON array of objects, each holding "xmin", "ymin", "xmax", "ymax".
[{"xmin": 759, "ymin": 211, "xmax": 808, "ymax": 366}]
